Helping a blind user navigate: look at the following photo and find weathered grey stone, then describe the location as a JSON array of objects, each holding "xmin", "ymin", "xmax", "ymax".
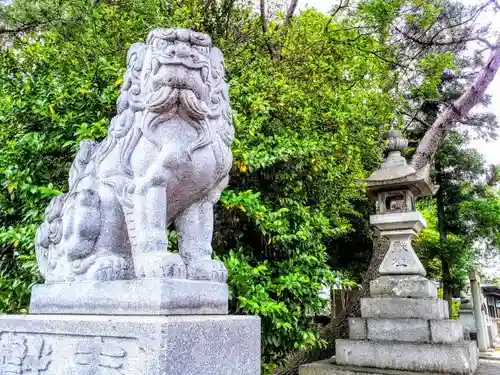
[
  {"xmin": 460, "ymin": 309, "xmax": 476, "ymax": 334},
  {"xmin": 348, "ymin": 318, "xmax": 366, "ymax": 340},
  {"xmin": 362, "ymin": 129, "xmax": 436, "ymax": 202},
  {"xmin": 366, "ymin": 318, "xmax": 429, "ymax": 343},
  {"xmin": 0, "ymin": 314, "xmax": 260, "ymax": 375},
  {"xmin": 369, "ymin": 212, "xmax": 427, "ymax": 234},
  {"xmin": 430, "ymin": 320, "xmax": 464, "ymax": 344},
  {"xmin": 370, "ymin": 275, "xmax": 437, "ymax": 298},
  {"xmin": 360, "ymin": 297, "xmax": 449, "ymax": 319},
  {"xmin": 335, "ymin": 339, "xmax": 478, "ymax": 374},
  {"xmin": 300, "ymin": 358, "xmax": 500, "ymax": 375},
  {"xmin": 461, "ymin": 301, "xmax": 474, "ymax": 309},
  {"xmin": 350, "ymin": 318, "xmax": 464, "ymax": 344},
  {"xmin": 376, "ymin": 229, "xmax": 427, "ymax": 276},
  {"xmin": 35, "ymin": 28, "xmax": 235, "ymax": 284},
  {"xmin": 363, "ymin": 132, "xmax": 431, "ymax": 278},
  {"xmin": 470, "ymin": 271, "xmax": 489, "ymax": 352},
  {"xmin": 30, "ymin": 278, "xmax": 228, "ymax": 315},
  {"xmin": 345, "ymin": 122, "xmax": 473, "ymax": 375}
]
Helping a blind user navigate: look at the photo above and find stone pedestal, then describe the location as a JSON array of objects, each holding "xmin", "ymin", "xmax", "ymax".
[
  {"xmin": 336, "ymin": 282, "xmax": 479, "ymax": 374},
  {"xmin": 0, "ymin": 314, "xmax": 260, "ymax": 375},
  {"xmin": 30, "ymin": 279, "xmax": 229, "ymax": 315},
  {"xmin": 460, "ymin": 301, "xmax": 477, "ymax": 340},
  {"xmin": 1, "ymin": 279, "xmax": 260, "ymax": 375},
  {"xmin": 334, "ymin": 216, "xmax": 480, "ymax": 374}
]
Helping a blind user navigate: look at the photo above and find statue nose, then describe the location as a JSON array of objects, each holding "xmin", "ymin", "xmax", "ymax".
[
  {"xmin": 166, "ymin": 43, "xmax": 191, "ymax": 59},
  {"xmin": 165, "ymin": 74, "xmax": 188, "ymax": 88}
]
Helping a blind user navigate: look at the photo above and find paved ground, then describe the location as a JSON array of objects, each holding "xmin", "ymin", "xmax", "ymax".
[
  {"xmin": 300, "ymin": 359, "xmax": 500, "ymax": 375},
  {"xmin": 480, "ymin": 348, "xmax": 500, "ymax": 359},
  {"xmin": 476, "ymin": 359, "xmax": 500, "ymax": 375}
]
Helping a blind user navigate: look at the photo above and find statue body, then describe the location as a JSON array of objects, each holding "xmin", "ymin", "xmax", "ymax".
[{"xmin": 35, "ymin": 29, "xmax": 234, "ymax": 284}]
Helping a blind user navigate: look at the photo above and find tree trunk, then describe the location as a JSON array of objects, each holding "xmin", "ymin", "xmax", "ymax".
[
  {"xmin": 441, "ymin": 259, "xmax": 453, "ymax": 317},
  {"xmin": 274, "ymin": 235, "xmax": 389, "ymax": 375},
  {"xmin": 411, "ymin": 47, "xmax": 500, "ymax": 171},
  {"xmin": 435, "ymin": 164, "xmax": 453, "ymax": 317}
]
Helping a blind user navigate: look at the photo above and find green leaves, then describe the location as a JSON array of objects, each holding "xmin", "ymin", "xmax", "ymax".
[
  {"xmin": 415, "ymin": 133, "xmax": 499, "ymax": 296},
  {"xmin": 412, "ymin": 52, "xmax": 456, "ymax": 100},
  {"xmin": 359, "ymin": 0, "xmax": 406, "ymax": 29}
]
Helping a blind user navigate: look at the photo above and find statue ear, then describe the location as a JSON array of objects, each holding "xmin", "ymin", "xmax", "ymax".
[{"xmin": 126, "ymin": 42, "xmax": 147, "ymax": 71}]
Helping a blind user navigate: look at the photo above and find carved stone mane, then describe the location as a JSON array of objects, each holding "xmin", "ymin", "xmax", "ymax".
[{"xmin": 35, "ymin": 28, "xmax": 234, "ymax": 284}]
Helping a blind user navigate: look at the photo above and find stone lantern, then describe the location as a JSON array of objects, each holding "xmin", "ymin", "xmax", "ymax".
[
  {"xmin": 318, "ymin": 130, "xmax": 481, "ymax": 375},
  {"xmin": 364, "ymin": 129, "xmax": 435, "ymax": 288}
]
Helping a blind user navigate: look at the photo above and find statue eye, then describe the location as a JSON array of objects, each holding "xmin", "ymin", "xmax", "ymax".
[
  {"xmin": 155, "ymin": 40, "xmax": 169, "ymax": 51},
  {"xmin": 193, "ymin": 46, "xmax": 208, "ymax": 55}
]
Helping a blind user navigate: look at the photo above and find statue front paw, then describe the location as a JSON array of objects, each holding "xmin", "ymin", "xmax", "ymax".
[
  {"xmin": 187, "ymin": 259, "xmax": 228, "ymax": 283},
  {"xmin": 72, "ymin": 255, "xmax": 132, "ymax": 282},
  {"xmin": 134, "ymin": 252, "xmax": 187, "ymax": 279}
]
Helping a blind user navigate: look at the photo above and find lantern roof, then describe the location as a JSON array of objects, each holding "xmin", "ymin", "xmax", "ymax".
[{"xmin": 363, "ymin": 130, "xmax": 437, "ymax": 200}]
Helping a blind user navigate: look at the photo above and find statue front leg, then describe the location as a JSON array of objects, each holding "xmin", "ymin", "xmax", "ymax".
[
  {"xmin": 128, "ymin": 185, "xmax": 186, "ymax": 279},
  {"xmin": 175, "ymin": 189, "xmax": 228, "ymax": 283}
]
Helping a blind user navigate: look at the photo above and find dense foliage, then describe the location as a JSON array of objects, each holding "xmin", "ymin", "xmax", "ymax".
[
  {"xmin": 0, "ymin": 0, "xmax": 497, "ymax": 373},
  {"xmin": 416, "ymin": 134, "xmax": 500, "ymax": 294}
]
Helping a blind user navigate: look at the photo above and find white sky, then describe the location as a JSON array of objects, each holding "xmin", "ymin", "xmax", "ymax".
[{"xmin": 299, "ymin": 0, "xmax": 500, "ymax": 166}]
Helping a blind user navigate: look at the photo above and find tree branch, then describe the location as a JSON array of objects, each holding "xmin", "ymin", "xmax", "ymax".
[
  {"xmin": 411, "ymin": 46, "xmax": 500, "ymax": 171},
  {"xmin": 394, "ymin": 25, "xmax": 495, "ymax": 49},
  {"xmin": 392, "ymin": 0, "xmax": 491, "ymax": 52},
  {"xmin": 400, "ymin": 110, "xmax": 432, "ymax": 131},
  {"xmin": 324, "ymin": 1, "xmax": 350, "ymax": 31},
  {"xmin": 259, "ymin": 0, "xmax": 276, "ymax": 59},
  {"xmin": 283, "ymin": 0, "xmax": 299, "ymax": 28},
  {"xmin": 260, "ymin": 0, "xmax": 268, "ymax": 34},
  {"xmin": 0, "ymin": 21, "xmax": 42, "ymax": 35},
  {"xmin": 330, "ymin": 0, "xmax": 348, "ymax": 19}
]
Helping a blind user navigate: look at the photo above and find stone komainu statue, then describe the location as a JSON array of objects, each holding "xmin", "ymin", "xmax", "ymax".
[{"xmin": 35, "ymin": 29, "xmax": 234, "ymax": 283}]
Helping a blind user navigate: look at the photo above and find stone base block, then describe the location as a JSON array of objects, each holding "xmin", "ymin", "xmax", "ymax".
[
  {"xmin": 300, "ymin": 359, "xmax": 500, "ymax": 375},
  {"xmin": 370, "ymin": 276, "xmax": 437, "ymax": 298},
  {"xmin": 348, "ymin": 318, "xmax": 463, "ymax": 344},
  {"xmin": 30, "ymin": 278, "xmax": 228, "ymax": 315},
  {"xmin": 459, "ymin": 309, "xmax": 476, "ymax": 335},
  {"xmin": 335, "ymin": 339, "xmax": 478, "ymax": 374},
  {"xmin": 0, "ymin": 314, "xmax": 260, "ymax": 375},
  {"xmin": 360, "ymin": 297, "xmax": 449, "ymax": 320}
]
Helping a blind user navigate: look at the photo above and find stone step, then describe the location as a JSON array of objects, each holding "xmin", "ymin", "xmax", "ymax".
[
  {"xmin": 348, "ymin": 317, "xmax": 463, "ymax": 344},
  {"xmin": 370, "ymin": 275, "xmax": 437, "ymax": 298},
  {"xmin": 299, "ymin": 358, "xmax": 500, "ymax": 375},
  {"xmin": 361, "ymin": 297, "xmax": 449, "ymax": 320},
  {"xmin": 335, "ymin": 339, "xmax": 478, "ymax": 375}
]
